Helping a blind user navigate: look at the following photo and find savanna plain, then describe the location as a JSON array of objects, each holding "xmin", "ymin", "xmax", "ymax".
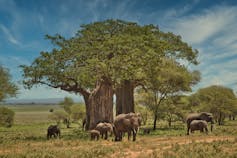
[{"xmin": 0, "ymin": 104, "xmax": 237, "ymax": 158}]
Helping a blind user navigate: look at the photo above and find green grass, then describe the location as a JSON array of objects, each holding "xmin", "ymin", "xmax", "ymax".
[
  {"xmin": 0, "ymin": 104, "xmax": 61, "ymax": 124},
  {"xmin": 0, "ymin": 104, "xmax": 237, "ymax": 157}
]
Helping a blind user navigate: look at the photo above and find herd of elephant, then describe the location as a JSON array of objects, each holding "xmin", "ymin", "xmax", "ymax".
[{"xmin": 47, "ymin": 112, "xmax": 214, "ymax": 141}]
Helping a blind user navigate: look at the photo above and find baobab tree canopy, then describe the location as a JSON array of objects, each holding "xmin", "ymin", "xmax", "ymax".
[{"xmin": 21, "ymin": 19, "xmax": 199, "ymax": 129}]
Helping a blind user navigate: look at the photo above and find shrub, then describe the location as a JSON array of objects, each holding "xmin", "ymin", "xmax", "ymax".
[{"xmin": 0, "ymin": 107, "xmax": 15, "ymax": 127}]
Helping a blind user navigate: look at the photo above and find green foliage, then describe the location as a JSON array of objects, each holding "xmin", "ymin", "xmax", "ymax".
[
  {"xmin": 70, "ymin": 103, "xmax": 86, "ymax": 122},
  {"xmin": 159, "ymin": 98, "xmax": 185, "ymax": 127},
  {"xmin": 20, "ymin": 19, "xmax": 198, "ymax": 99},
  {"xmin": 191, "ymin": 85, "xmax": 237, "ymax": 125},
  {"xmin": 60, "ymin": 97, "xmax": 74, "ymax": 114},
  {"xmin": 0, "ymin": 107, "xmax": 15, "ymax": 127},
  {"xmin": 135, "ymin": 104, "xmax": 152, "ymax": 125},
  {"xmin": 0, "ymin": 65, "xmax": 18, "ymax": 101},
  {"xmin": 48, "ymin": 110, "xmax": 69, "ymax": 125}
]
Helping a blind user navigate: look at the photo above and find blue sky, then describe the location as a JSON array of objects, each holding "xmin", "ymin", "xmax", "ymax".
[{"xmin": 1, "ymin": 0, "xmax": 237, "ymax": 101}]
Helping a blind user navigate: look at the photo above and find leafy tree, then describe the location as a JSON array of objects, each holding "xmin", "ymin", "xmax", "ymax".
[
  {"xmin": 60, "ymin": 97, "xmax": 74, "ymax": 114},
  {"xmin": 159, "ymin": 96, "xmax": 187, "ymax": 127},
  {"xmin": 135, "ymin": 104, "xmax": 152, "ymax": 126},
  {"xmin": 0, "ymin": 107, "xmax": 15, "ymax": 127},
  {"xmin": 194, "ymin": 85, "xmax": 237, "ymax": 125},
  {"xmin": 59, "ymin": 97, "xmax": 74, "ymax": 128},
  {"xmin": 48, "ymin": 110, "xmax": 69, "ymax": 125},
  {"xmin": 138, "ymin": 58, "xmax": 200, "ymax": 130},
  {"xmin": 21, "ymin": 19, "xmax": 198, "ymax": 129},
  {"xmin": 70, "ymin": 103, "xmax": 86, "ymax": 123},
  {"xmin": 0, "ymin": 65, "xmax": 18, "ymax": 101}
]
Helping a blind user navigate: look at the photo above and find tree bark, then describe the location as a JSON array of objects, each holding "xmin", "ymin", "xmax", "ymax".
[
  {"xmin": 168, "ymin": 118, "xmax": 172, "ymax": 127},
  {"xmin": 218, "ymin": 112, "xmax": 222, "ymax": 125},
  {"xmin": 88, "ymin": 78, "xmax": 114, "ymax": 129},
  {"xmin": 153, "ymin": 114, "xmax": 158, "ymax": 130},
  {"xmin": 115, "ymin": 80, "xmax": 134, "ymax": 115},
  {"xmin": 83, "ymin": 94, "xmax": 90, "ymax": 130}
]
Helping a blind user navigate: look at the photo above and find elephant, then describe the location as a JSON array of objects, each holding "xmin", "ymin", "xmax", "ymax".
[
  {"xmin": 143, "ymin": 128, "xmax": 151, "ymax": 134},
  {"xmin": 47, "ymin": 125, "xmax": 60, "ymax": 139},
  {"xmin": 95, "ymin": 122, "xmax": 113, "ymax": 140},
  {"xmin": 113, "ymin": 112, "xmax": 142, "ymax": 141},
  {"xmin": 89, "ymin": 129, "xmax": 100, "ymax": 141},
  {"xmin": 186, "ymin": 112, "xmax": 214, "ymax": 135},
  {"xmin": 190, "ymin": 120, "xmax": 208, "ymax": 134}
]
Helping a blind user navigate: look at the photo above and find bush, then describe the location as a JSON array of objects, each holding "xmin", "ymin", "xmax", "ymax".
[
  {"xmin": 48, "ymin": 110, "xmax": 69, "ymax": 125},
  {"xmin": 70, "ymin": 104, "xmax": 86, "ymax": 123},
  {"xmin": 0, "ymin": 107, "xmax": 15, "ymax": 127}
]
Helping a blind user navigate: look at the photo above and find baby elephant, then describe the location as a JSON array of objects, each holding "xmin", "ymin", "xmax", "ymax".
[
  {"xmin": 90, "ymin": 130, "xmax": 100, "ymax": 141},
  {"xmin": 190, "ymin": 120, "xmax": 208, "ymax": 134},
  {"xmin": 47, "ymin": 125, "xmax": 61, "ymax": 139},
  {"xmin": 143, "ymin": 128, "xmax": 151, "ymax": 134}
]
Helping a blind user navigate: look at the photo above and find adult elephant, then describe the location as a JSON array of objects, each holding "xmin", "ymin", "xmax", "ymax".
[
  {"xmin": 113, "ymin": 113, "xmax": 142, "ymax": 141},
  {"xmin": 186, "ymin": 112, "xmax": 214, "ymax": 135}
]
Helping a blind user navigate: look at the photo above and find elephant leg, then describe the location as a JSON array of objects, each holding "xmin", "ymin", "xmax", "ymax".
[
  {"xmin": 205, "ymin": 127, "xmax": 208, "ymax": 134},
  {"xmin": 119, "ymin": 132, "xmax": 122, "ymax": 141},
  {"xmin": 127, "ymin": 131, "xmax": 131, "ymax": 141},
  {"xmin": 200, "ymin": 128, "xmax": 204, "ymax": 133},
  {"xmin": 105, "ymin": 132, "xmax": 108, "ymax": 140},
  {"xmin": 132, "ymin": 129, "xmax": 136, "ymax": 141},
  {"xmin": 187, "ymin": 124, "xmax": 190, "ymax": 135}
]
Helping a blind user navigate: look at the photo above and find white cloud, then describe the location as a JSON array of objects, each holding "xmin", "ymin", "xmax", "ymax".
[
  {"xmin": 1, "ymin": 1, "xmax": 237, "ymax": 99},
  {"xmin": 164, "ymin": 0, "xmax": 200, "ymax": 18},
  {"xmin": 168, "ymin": 6, "xmax": 237, "ymax": 45},
  {"xmin": 161, "ymin": 5, "xmax": 237, "ymax": 93},
  {"xmin": 0, "ymin": 24, "xmax": 21, "ymax": 45}
]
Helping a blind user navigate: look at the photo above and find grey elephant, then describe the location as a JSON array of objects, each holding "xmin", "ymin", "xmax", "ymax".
[
  {"xmin": 47, "ymin": 125, "xmax": 60, "ymax": 139},
  {"xmin": 186, "ymin": 112, "xmax": 214, "ymax": 135},
  {"xmin": 143, "ymin": 128, "xmax": 151, "ymax": 134},
  {"xmin": 95, "ymin": 122, "xmax": 113, "ymax": 140},
  {"xmin": 113, "ymin": 112, "xmax": 142, "ymax": 141},
  {"xmin": 89, "ymin": 129, "xmax": 100, "ymax": 141},
  {"xmin": 190, "ymin": 120, "xmax": 208, "ymax": 134}
]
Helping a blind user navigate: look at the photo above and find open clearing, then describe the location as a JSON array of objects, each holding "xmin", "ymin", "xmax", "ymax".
[
  {"xmin": 1, "ymin": 104, "xmax": 237, "ymax": 158},
  {"xmin": 0, "ymin": 135, "xmax": 236, "ymax": 158}
]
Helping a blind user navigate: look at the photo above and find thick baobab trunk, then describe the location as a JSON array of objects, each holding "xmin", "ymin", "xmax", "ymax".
[
  {"xmin": 88, "ymin": 79, "xmax": 114, "ymax": 129},
  {"xmin": 116, "ymin": 80, "xmax": 134, "ymax": 115}
]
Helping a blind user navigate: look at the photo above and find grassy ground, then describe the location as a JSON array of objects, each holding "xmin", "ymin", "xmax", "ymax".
[{"xmin": 0, "ymin": 104, "xmax": 237, "ymax": 158}]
